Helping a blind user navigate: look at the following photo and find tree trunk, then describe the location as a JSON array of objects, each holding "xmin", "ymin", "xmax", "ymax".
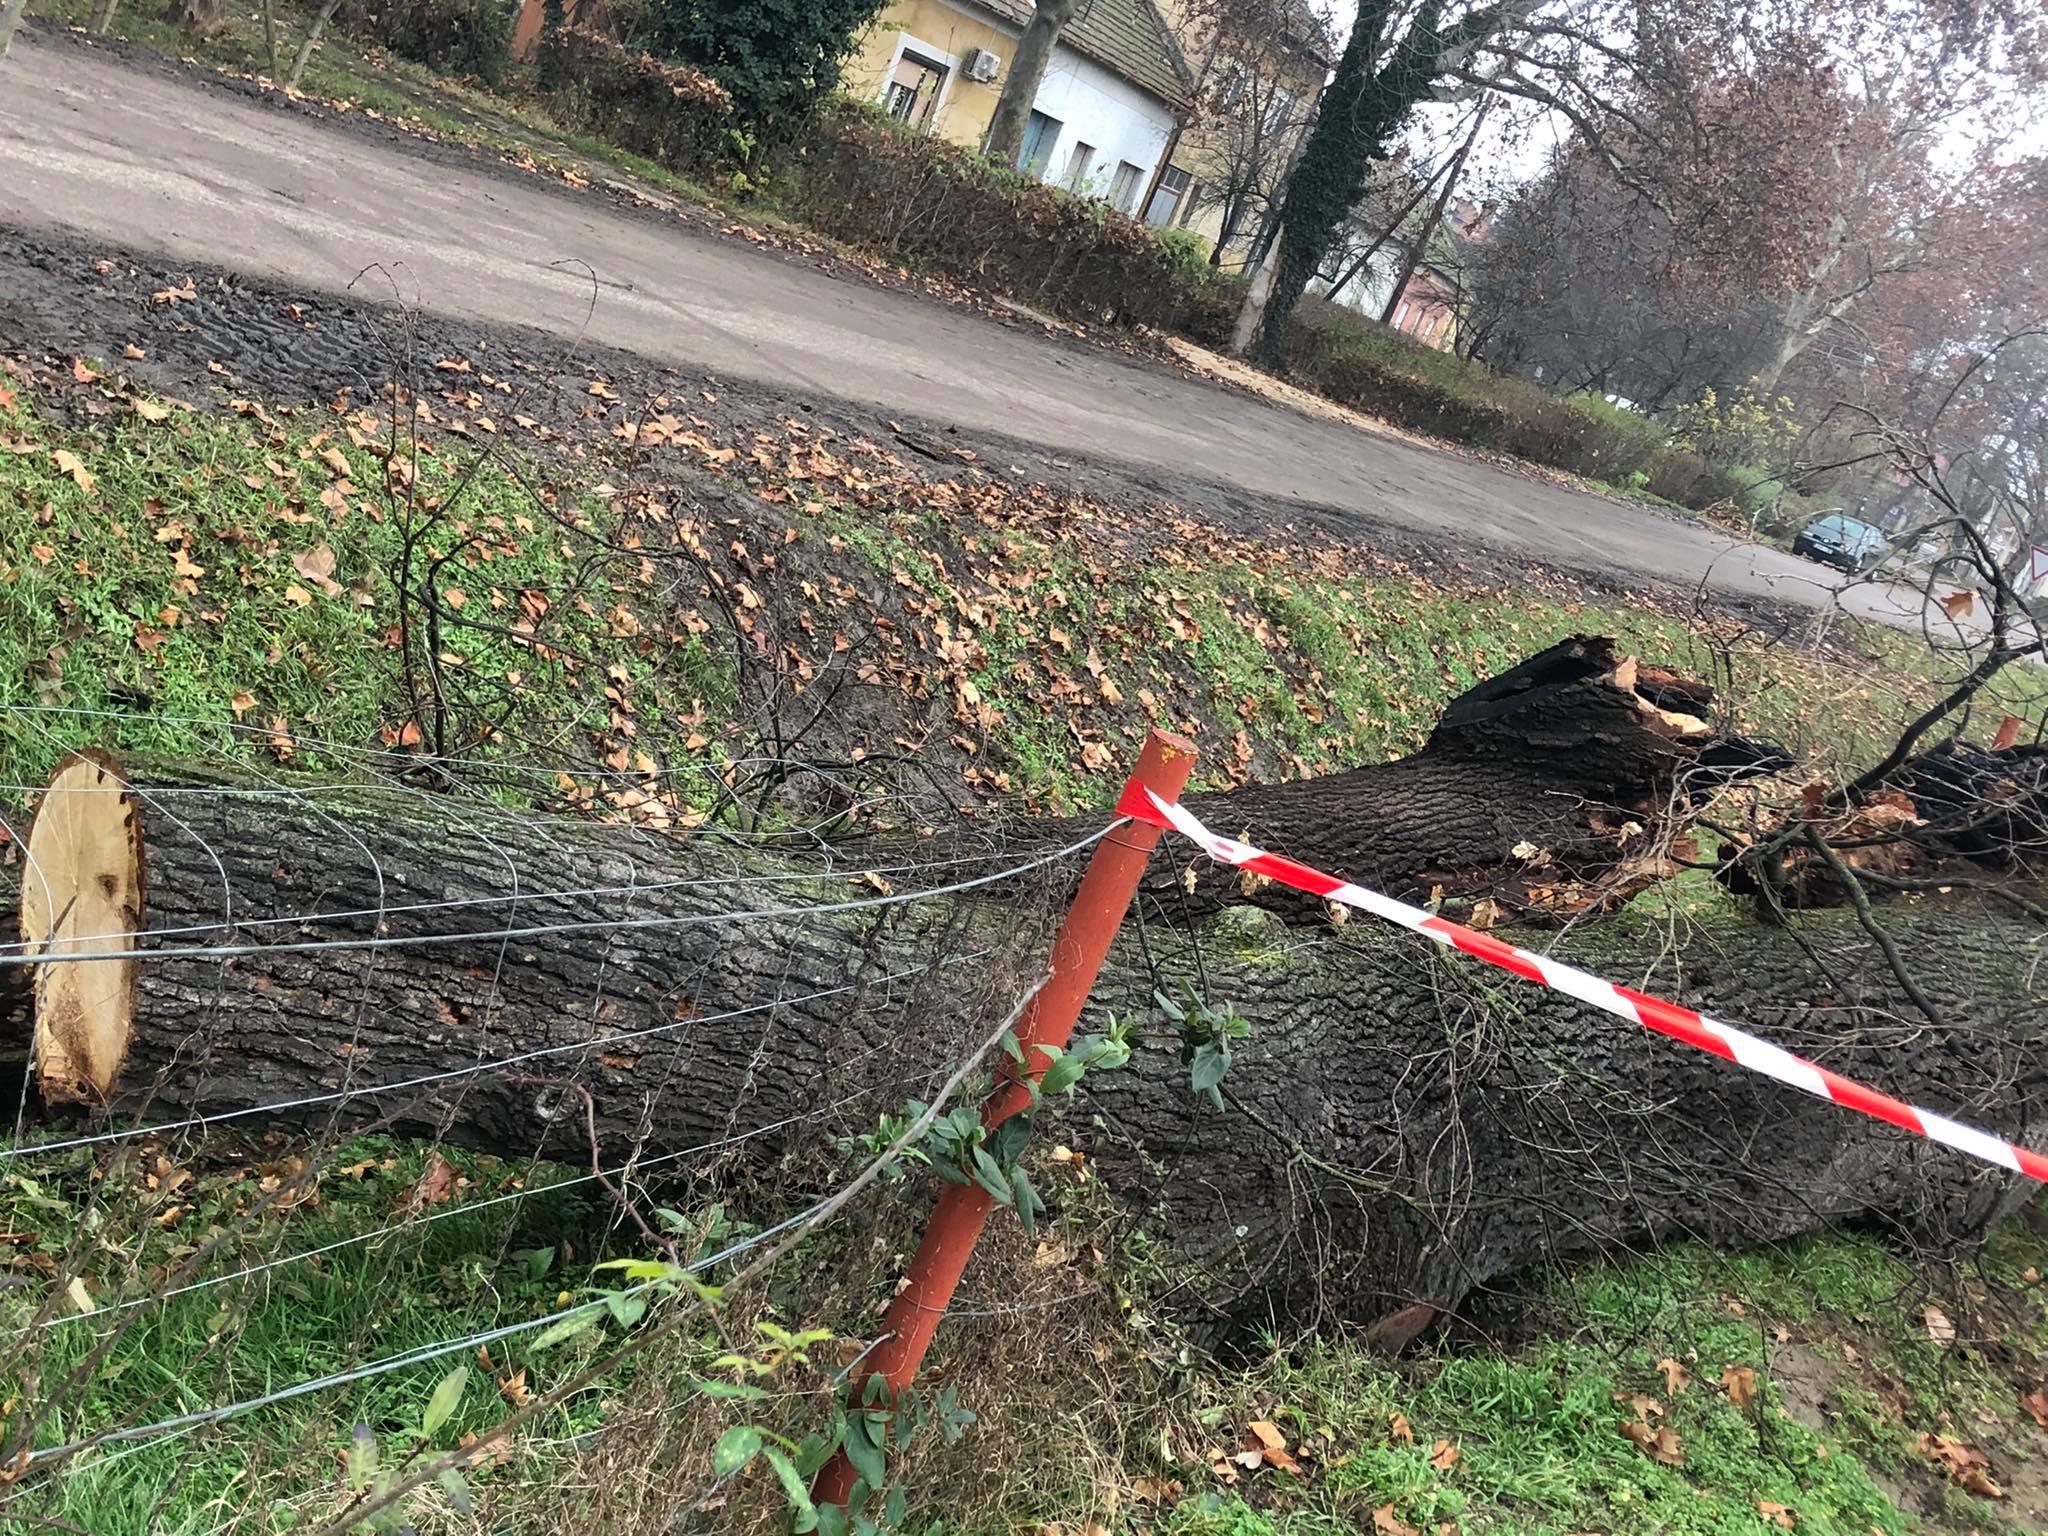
[
  {"xmin": 0, "ymin": 0, "xmax": 29, "ymax": 59},
  {"xmin": 983, "ymin": 0, "xmax": 1083, "ymax": 170},
  {"xmin": 285, "ymin": 0, "xmax": 341, "ymax": 90},
  {"xmin": 179, "ymin": 0, "xmax": 223, "ymax": 33},
  {"xmin": 1253, "ymin": 6, "xmax": 1506, "ymax": 367},
  {"xmin": 12, "ymin": 646, "xmax": 2041, "ymax": 1339},
  {"xmin": 90, "ymin": 0, "xmax": 119, "ymax": 35},
  {"xmin": 261, "ymin": 0, "xmax": 278, "ymax": 76}
]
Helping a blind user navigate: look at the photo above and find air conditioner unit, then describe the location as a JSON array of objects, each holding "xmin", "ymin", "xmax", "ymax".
[{"xmin": 963, "ymin": 47, "xmax": 1002, "ymax": 83}]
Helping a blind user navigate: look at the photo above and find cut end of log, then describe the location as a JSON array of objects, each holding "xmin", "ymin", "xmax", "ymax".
[{"xmin": 20, "ymin": 751, "xmax": 145, "ymax": 1106}]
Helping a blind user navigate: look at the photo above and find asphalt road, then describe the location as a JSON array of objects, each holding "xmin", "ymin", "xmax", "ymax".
[{"xmin": 0, "ymin": 35, "xmax": 1924, "ymax": 625}]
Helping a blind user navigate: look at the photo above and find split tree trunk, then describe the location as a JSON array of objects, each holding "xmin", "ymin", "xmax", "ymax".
[{"xmin": 11, "ymin": 647, "xmax": 2043, "ymax": 1337}]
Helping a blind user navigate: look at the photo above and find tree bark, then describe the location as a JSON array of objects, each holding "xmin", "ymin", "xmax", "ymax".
[
  {"xmin": 90, "ymin": 0, "xmax": 120, "ymax": 36},
  {"xmin": 261, "ymin": 0, "xmax": 278, "ymax": 77},
  {"xmin": 13, "ymin": 645, "xmax": 2041, "ymax": 1340},
  {"xmin": 286, "ymin": 0, "xmax": 342, "ymax": 91},
  {"xmin": 983, "ymin": 0, "xmax": 1083, "ymax": 171}
]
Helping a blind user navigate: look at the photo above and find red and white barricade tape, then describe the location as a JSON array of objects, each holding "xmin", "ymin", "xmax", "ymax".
[{"xmin": 1118, "ymin": 780, "xmax": 2048, "ymax": 1185}]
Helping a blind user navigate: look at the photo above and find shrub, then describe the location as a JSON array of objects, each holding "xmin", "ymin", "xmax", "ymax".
[
  {"xmin": 340, "ymin": 0, "xmax": 514, "ymax": 83},
  {"xmin": 537, "ymin": 26, "xmax": 735, "ymax": 175},
  {"xmin": 768, "ymin": 108, "xmax": 1201, "ymax": 328},
  {"xmin": 639, "ymin": 0, "xmax": 887, "ymax": 126},
  {"xmin": 1286, "ymin": 309, "xmax": 1669, "ymax": 484}
]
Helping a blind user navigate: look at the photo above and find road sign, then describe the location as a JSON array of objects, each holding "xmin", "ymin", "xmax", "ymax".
[{"xmin": 2030, "ymin": 545, "xmax": 2048, "ymax": 588}]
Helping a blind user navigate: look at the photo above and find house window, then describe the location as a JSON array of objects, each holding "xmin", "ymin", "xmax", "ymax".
[
  {"xmin": 1107, "ymin": 160, "xmax": 1145, "ymax": 214},
  {"xmin": 1264, "ymin": 85, "xmax": 1297, "ymax": 136},
  {"xmin": 1144, "ymin": 165, "xmax": 1191, "ymax": 227},
  {"xmin": 882, "ymin": 44, "xmax": 948, "ymax": 131},
  {"xmin": 1062, "ymin": 141, "xmax": 1097, "ymax": 192},
  {"xmin": 1393, "ymin": 299, "xmax": 1411, "ymax": 331},
  {"xmin": 1017, "ymin": 110, "xmax": 1062, "ymax": 176}
]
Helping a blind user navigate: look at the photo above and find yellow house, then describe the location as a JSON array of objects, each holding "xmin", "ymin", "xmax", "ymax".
[{"xmin": 846, "ymin": 0, "xmax": 1194, "ymax": 215}]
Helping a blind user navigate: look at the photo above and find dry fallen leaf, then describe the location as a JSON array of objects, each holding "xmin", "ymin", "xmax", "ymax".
[
  {"xmin": 1939, "ymin": 590, "xmax": 1975, "ymax": 620},
  {"xmin": 1722, "ymin": 1365, "xmax": 1759, "ymax": 1411},
  {"xmin": 1389, "ymin": 1413, "xmax": 1414, "ymax": 1443},
  {"xmin": 1659, "ymin": 1357, "xmax": 1691, "ymax": 1395},
  {"xmin": 291, "ymin": 545, "xmax": 343, "ymax": 596},
  {"xmin": 122, "ymin": 343, "xmax": 146, "ymax": 360},
  {"xmin": 1923, "ymin": 1305, "xmax": 1956, "ymax": 1348},
  {"xmin": 1372, "ymin": 1506, "xmax": 1419, "ymax": 1536},
  {"xmin": 413, "ymin": 1152, "xmax": 458, "ymax": 1206},
  {"xmin": 1429, "ymin": 1438, "xmax": 1460, "ymax": 1471},
  {"xmin": 498, "ymin": 1368, "xmax": 531, "ymax": 1407},
  {"xmin": 1619, "ymin": 1418, "xmax": 1686, "ymax": 1466},
  {"xmin": 229, "ymin": 691, "xmax": 256, "ymax": 718},
  {"xmin": 2021, "ymin": 1389, "xmax": 2048, "ymax": 1429},
  {"xmin": 51, "ymin": 449, "xmax": 94, "ymax": 494},
  {"xmin": 1757, "ymin": 1499, "xmax": 1796, "ymax": 1528},
  {"xmin": 132, "ymin": 398, "xmax": 170, "ymax": 423}
]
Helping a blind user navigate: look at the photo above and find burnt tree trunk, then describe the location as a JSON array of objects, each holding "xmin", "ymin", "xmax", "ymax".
[{"xmin": 9, "ymin": 648, "xmax": 2042, "ymax": 1336}]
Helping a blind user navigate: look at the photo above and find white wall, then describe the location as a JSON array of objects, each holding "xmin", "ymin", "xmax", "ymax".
[{"xmin": 1026, "ymin": 49, "xmax": 1177, "ymax": 209}]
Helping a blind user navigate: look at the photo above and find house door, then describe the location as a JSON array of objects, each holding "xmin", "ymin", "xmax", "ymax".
[
  {"xmin": 884, "ymin": 47, "xmax": 948, "ymax": 131},
  {"xmin": 1017, "ymin": 110, "xmax": 1062, "ymax": 177}
]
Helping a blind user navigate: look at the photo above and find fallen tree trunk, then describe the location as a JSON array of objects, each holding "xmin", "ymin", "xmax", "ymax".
[{"xmin": 9, "ymin": 652, "xmax": 2043, "ymax": 1338}]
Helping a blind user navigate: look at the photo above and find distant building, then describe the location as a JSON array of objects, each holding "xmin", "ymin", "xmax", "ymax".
[{"xmin": 1143, "ymin": 0, "xmax": 1334, "ymax": 257}]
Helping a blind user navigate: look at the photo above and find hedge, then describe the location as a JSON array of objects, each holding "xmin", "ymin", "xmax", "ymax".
[
  {"xmin": 339, "ymin": 0, "xmax": 515, "ymax": 84},
  {"xmin": 770, "ymin": 108, "xmax": 1198, "ymax": 329},
  {"xmin": 537, "ymin": 26, "xmax": 736, "ymax": 176},
  {"xmin": 1289, "ymin": 312, "xmax": 1671, "ymax": 485}
]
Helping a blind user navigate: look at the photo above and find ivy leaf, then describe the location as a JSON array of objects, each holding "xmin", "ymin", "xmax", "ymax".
[
  {"xmin": 1190, "ymin": 1044, "xmax": 1232, "ymax": 1094},
  {"xmin": 713, "ymin": 1424, "xmax": 764, "ymax": 1477},
  {"xmin": 603, "ymin": 1290, "xmax": 648, "ymax": 1329},
  {"xmin": 347, "ymin": 1424, "xmax": 378, "ymax": 1491},
  {"xmin": 1011, "ymin": 1165, "xmax": 1040, "ymax": 1237},
  {"xmin": 437, "ymin": 1468, "xmax": 475, "ymax": 1516},
  {"xmin": 421, "ymin": 1364, "xmax": 468, "ymax": 1439}
]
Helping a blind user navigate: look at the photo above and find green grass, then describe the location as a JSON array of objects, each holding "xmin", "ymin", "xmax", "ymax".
[
  {"xmin": 0, "ymin": 382, "xmax": 733, "ymax": 794},
  {"xmin": 1073, "ymin": 1229, "xmax": 2048, "ymax": 1536},
  {"xmin": 2, "ymin": 1134, "xmax": 620, "ymax": 1531}
]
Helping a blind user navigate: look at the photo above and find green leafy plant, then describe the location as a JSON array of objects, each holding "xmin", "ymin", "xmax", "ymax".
[
  {"xmin": 339, "ymin": 1365, "xmax": 474, "ymax": 1533},
  {"xmin": 1157, "ymin": 986, "xmax": 1252, "ymax": 1109}
]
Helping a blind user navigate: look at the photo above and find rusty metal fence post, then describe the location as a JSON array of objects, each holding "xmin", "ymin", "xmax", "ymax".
[{"xmin": 812, "ymin": 730, "xmax": 1196, "ymax": 1509}]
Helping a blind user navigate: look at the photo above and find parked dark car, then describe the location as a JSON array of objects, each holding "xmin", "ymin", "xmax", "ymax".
[{"xmin": 1793, "ymin": 514, "xmax": 1888, "ymax": 575}]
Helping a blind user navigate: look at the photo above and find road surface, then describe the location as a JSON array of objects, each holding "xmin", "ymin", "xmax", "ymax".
[{"xmin": 0, "ymin": 35, "xmax": 1924, "ymax": 625}]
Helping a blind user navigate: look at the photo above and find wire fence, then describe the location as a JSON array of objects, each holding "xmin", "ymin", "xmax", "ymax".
[{"xmin": 0, "ymin": 709, "xmax": 1103, "ymax": 1533}]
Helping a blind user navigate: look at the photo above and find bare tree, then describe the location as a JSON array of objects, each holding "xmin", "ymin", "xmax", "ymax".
[{"xmin": 1170, "ymin": 0, "xmax": 1331, "ymax": 265}]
